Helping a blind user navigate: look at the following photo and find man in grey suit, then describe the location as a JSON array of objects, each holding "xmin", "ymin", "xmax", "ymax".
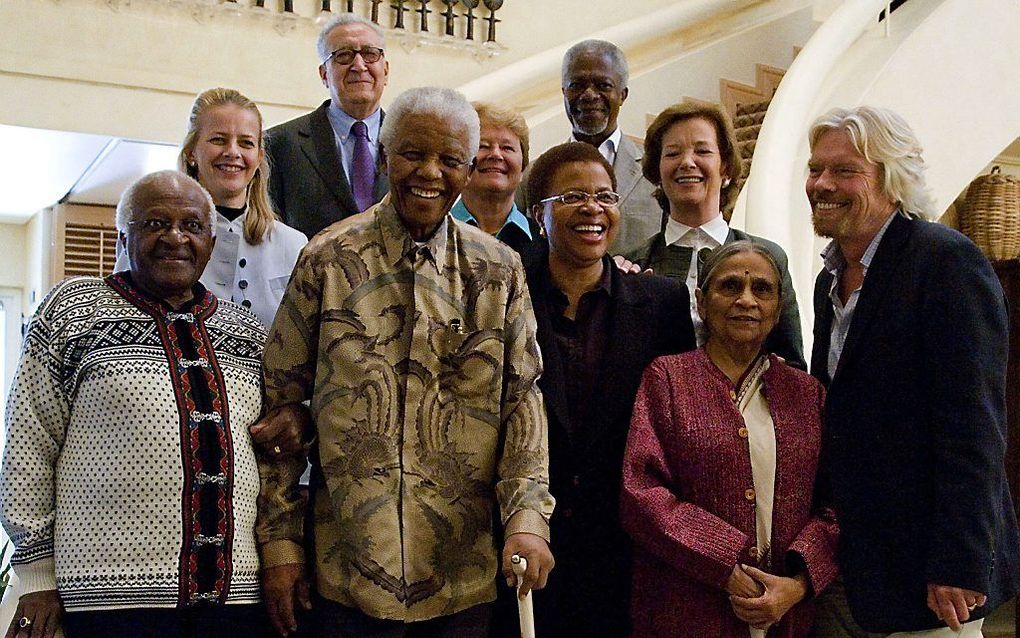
[
  {"xmin": 521, "ymin": 40, "xmax": 662, "ymax": 255},
  {"xmin": 266, "ymin": 14, "xmax": 390, "ymax": 238}
]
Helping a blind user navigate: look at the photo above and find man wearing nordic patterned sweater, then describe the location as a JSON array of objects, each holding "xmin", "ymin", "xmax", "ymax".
[{"xmin": 0, "ymin": 171, "xmax": 270, "ymax": 638}]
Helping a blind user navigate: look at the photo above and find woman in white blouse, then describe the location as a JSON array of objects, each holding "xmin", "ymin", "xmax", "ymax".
[
  {"xmin": 178, "ymin": 87, "xmax": 307, "ymax": 327},
  {"xmin": 137, "ymin": 87, "xmax": 308, "ymax": 328}
]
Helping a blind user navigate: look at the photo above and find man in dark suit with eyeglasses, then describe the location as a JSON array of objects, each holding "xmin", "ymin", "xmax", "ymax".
[{"xmin": 265, "ymin": 13, "xmax": 389, "ymax": 239}]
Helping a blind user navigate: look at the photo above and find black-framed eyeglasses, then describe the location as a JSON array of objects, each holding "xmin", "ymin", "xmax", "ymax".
[
  {"xmin": 327, "ymin": 46, "xmax": 385, "ymax": 65},
  {"xmin": 127, "ymin": 218, "xmax": 210, "ymax": 237},
  {"xmin": 538, "ymin": 190, "xmax": 621, "ymax": 207}
]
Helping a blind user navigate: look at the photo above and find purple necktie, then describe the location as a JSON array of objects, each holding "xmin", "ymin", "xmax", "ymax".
[{"xmin": 350, "ymin": 120, "xmax": 375, "ymax": 212}]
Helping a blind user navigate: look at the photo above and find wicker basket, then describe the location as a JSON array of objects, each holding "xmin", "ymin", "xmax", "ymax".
[{"xmin": 958, "ymin": 166, "xmax": 1020, "ymax": 261}]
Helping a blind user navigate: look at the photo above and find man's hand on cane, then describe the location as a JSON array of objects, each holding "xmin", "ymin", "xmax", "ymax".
[{"xmin": 502, "ymin": 532, "xmax": 554, "ymax": 599}]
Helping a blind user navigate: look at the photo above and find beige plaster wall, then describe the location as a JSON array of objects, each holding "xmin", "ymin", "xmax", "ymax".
[{"xmin": 0, "ymin": 0, "xmax": 680, "ymax": 142}]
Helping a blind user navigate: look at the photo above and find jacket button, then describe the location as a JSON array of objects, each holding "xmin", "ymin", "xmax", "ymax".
[
  {"xmin": 239, "ymin": 258, "xmax": 246, "ymax": 268},
  {"xmin": 748, "ymin": 546, "xmax": 759, "ymax": 559},
  {"xmin": 744, "ymin": 488, "xmax": 755, "ymax": 501},
  {"xmin": 238, "ymin": 280, "xmax": 248, "ymax": 290},
  {"xmin": 241, "ymin": 300, "xmax": 252, "ymax": 308},
  {"xmin": 738, "ymin": 427, "xmax": 748, "ymax": 438}
]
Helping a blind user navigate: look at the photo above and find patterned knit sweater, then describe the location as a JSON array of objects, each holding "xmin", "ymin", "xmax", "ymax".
[{"xmin": 0, "ymin": 274, "xmax": 266, "ymax": 611}]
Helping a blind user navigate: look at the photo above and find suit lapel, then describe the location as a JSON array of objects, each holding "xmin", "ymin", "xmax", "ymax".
[
  {"xmin": 300, "ymin": 102, "xmax": 359, "ymax": 215},
  {"xmin": 811, "ymin": 269, "xmax": 835, "ymax": 385},
  {"xmin": 527, "ymin": 260, "xmax": 575, "ymax": 440},
  {"xmin": 372, "ymin": 110, "xmax": 389, "ymax": 202},
  {"xmin": 831, "ymin": 215, "xmax": 914, "ymax": 384},
  {"xmin": 614, "ymin": 136, "xmax": 644, "ymax": 202}
]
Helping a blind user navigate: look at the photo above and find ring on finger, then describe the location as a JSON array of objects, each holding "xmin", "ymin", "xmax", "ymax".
[
  {"xmin": 967, "ymin": 603, "xmax": 977, "ymax": 611},
  {"xmin": 273, "ymin": 445, "xmax": 282, "ymax": 455},
  {"xmin": 18, "ymin": 616, "xmax": 32, "ymax": 629}
]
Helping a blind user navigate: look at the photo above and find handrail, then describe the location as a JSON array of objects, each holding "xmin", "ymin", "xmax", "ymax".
[
  {"xmin": 742, "ymin": 0, "xmax": 895, "ymax": 243},
  {"xmin": 100, "ymin": 0, "xmax": 508, "ymax": 55}
]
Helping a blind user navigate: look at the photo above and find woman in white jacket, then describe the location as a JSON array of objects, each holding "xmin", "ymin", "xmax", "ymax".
[
  {"xmin": 180, "ymin": 87, "xmax": 307, "ymax": 327},
  {"xmin": 115, "ymin": 88, "xmax": 306, "ymax": 327}
]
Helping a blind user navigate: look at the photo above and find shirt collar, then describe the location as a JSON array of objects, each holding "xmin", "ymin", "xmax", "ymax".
[
  {"xmin": 821, "ymin": 210, "xmax": 898, "ymax": 276},
  {"xmin": 327, "ymin": 101, "xmax": 382, "ymax": 142},
  {"xmin": 378, "ymin": 195, "xmax": 448, "ymax": 275},
  {"xmin": 450, "ymin": 199, "xmax": 533, "ymax": 240},
  {"xmin": 664, "ymin": 212, "xmax": 729, "ymax": 247},
  {"xmin": 547, "ymin": 255, "xmax": 614, "ymax": 305},
  {"xmin": 568, "ymin": 127, "xmax": 622, "ymax": 164}
]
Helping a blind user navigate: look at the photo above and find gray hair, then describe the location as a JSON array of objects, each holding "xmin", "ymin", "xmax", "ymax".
[
  {"xmin": 809, "ymin": 106, "xmax": 935, "ymax": 219},
  {"xmin": 380, "ymin": 87, "xmax": 480, "ymax": 158},
  {"xmin": 561, "ymin": 39, "xmax": 629, "ymax": 88},
  {"xmin": 316, "ymin": 13, "xmax": 386, "ymax": 63},
  {"xmin": 698, "ymin": 240, "xmax": 784, "ymax": 302},
  {"xmin": 115, "ymin": 170, "xmax": 216, "ymax": 236}
]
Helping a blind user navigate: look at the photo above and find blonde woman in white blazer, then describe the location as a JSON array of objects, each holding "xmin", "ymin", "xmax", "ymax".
[{"xmin": 117, "ymin": 88, "xmax": 306, "ymax": 328}]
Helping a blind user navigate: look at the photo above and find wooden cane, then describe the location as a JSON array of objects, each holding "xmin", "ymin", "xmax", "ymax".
[{"xmin": 511, "ymin": 554, "xmax": 536, "ymax": 638}]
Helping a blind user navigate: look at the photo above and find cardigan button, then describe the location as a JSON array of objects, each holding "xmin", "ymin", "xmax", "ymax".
[
  {"xmin": 748, "ymin": 546, "xmax": 759, "ymax": 559},
  {"xmin": 239, "ymin": 258, "xmax": 247, "ymax": 268},
  {"xmin": 241, "ymin": 300, "xmax": 252, "ymax": 309},
  {"xmin": 738, "ymin": 427, "xmax": 749, "ymax": 438},
  {"xmin": 239, "ymin": 279, "xmax": 248, "ymax": 290},
  {"xmin": 744, "ymin": 488, "xmax": 756, "ymax": 502}
]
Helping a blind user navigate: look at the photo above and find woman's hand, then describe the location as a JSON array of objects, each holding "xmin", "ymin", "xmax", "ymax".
[
  {"xmin": 729, "ymin": 565, "xmax": 808, "ymax": 629},
  {"xmin": 725, "ymin": 564, "xmax": 764, "ymax": 598}
]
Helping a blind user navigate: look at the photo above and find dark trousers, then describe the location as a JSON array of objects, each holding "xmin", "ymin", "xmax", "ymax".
[
  {"xmin": 63, "ymin": 604, "xmax": 272, "ymax": 638},
  {"xmin": 313, "ymin": 595, "xmax": 492, "ymax": 638}
]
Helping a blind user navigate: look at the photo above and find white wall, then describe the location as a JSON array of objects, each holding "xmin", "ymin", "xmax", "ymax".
[
  {"xmin": 0, "ymin": 225, "xmax": 26, "ymax": 290},
  {"xmin": 0, "ymin": 0, "xmax": 681, "ymax": 142},
  {"xmin": 23, "ymin": 209, "xmax": 52, "ymax": 315}
]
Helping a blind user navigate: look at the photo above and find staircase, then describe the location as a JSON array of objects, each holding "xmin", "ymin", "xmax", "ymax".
[{"xmin": 718, "ymin": 61, "xmax": 791, "ymax": 220}]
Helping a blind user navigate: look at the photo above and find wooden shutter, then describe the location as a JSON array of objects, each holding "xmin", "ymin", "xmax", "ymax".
[
  {"xmin": 63, "ymin": 222, "xmax": 118, "ymax": 277},
  {"xmin": 51, "ymin": 204, "xmax": 118, "ymax": 284}
]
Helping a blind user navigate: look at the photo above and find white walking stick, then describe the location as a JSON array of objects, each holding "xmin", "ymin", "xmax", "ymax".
[{"xmin": 511, "ymin": 554, "xmax": 536, "ymax": 638}]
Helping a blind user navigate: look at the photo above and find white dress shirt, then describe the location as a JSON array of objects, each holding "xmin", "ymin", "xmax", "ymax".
[{"xmin": 569, "ymin": 127, "xmax": 622, "ymax": 166}]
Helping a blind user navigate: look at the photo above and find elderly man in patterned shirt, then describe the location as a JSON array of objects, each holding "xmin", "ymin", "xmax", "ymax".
[{"xmin": 256, "ymin": 86, "xmax": 555, "ymax": 638}]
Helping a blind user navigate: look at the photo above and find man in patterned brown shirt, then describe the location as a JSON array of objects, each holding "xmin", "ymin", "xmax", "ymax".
[{"xmin": 256, "ymin": 86, "xmax": 555, "ymax": 637}]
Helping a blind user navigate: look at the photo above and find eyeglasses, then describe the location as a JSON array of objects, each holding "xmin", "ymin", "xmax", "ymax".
[
  {"xmin": 327, "ymin": 46, "xmax": 385, "ymax": 65},
  {"xmin": 128, "ymin": 218, "xmax": 210, "ymax": 237},
  {"xmin": 539, "ymin": 190, "xmax": 621, "ymax": 207}
]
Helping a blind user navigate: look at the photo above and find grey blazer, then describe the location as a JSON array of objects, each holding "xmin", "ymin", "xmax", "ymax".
[
  {"xmin": 610, "ymin": 135, "xmax": 665, "ymax": 255},
  {"xmin": 265, "ymin": 100, "xmax": 388, "ymax": 239}
]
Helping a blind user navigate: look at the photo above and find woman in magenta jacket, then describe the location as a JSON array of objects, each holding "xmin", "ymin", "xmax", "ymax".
[{"xmin": 621, "ymin": 241, "xmax": 839, "ymax": 637}]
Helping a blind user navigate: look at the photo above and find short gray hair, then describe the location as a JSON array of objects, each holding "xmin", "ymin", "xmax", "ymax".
[
  {"xmin": 115, "ymin": 170, "xmax": 216, "ymax": 236},
  {"xmin": 380, "ymin": 87, "xmax": 480, "ymax": 159},
  {"xmin": 561, "ymin": 39, "xmax": 629, "ymax": 88},
  {"xmin": 316, "ymin": 13, "xmax": 386, "ymax": 63},
  {"xmin": 809, "ymin": 106, "xmax": 935, "ymax": 219}
]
